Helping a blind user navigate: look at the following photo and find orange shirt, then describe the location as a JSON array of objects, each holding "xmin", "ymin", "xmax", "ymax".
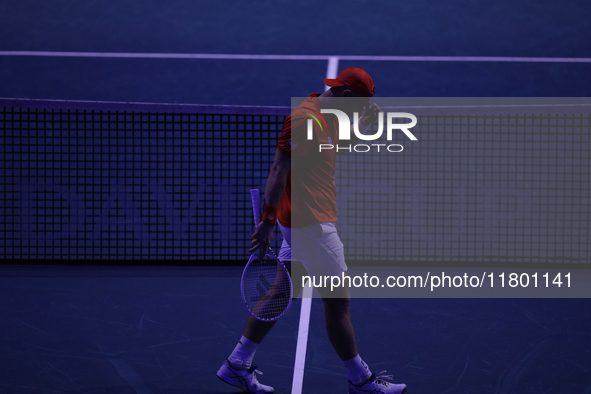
[{"xmin": 276, "ymin": 94, "xmax": 339, "ymax": 228}]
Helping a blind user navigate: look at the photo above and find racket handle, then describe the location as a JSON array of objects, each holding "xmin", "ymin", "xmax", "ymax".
[{"xmin": 250, "ymin": 189, "xmax": 261, "ymax": 226}]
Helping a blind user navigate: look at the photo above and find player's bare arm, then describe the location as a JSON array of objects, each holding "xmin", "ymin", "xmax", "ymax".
[{"xmin": 249, "ymin": 149, "xmax": 291, "ymax": 256}]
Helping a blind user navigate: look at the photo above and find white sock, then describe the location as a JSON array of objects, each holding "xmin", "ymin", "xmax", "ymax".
[
  {"xmin": 228, "ymin": 336, "xmax": 259, "ymax": 370},
  {"xmin": 344, "ymin": 354, "xmax": 372, "ymax": 385}
]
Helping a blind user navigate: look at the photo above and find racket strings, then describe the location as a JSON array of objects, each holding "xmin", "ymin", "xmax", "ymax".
[{"xmin": 243, "ymin": 256, "xmax": 291, "ymax": 320}]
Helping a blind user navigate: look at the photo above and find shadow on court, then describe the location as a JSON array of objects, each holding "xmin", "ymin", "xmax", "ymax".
[{"xmin": 0, "ymin": 265, "xmax": 589, "ymax": 393}]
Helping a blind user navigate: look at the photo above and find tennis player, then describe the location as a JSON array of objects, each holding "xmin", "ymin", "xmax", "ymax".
[{"xmin": 218, "ymin": 68, "xmax": 406, "ymax": 394}]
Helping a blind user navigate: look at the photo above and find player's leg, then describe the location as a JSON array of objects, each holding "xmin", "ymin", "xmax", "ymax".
[
  {"xmin": 317, "ymin": 284, "xmax": 358, "ymax": 360},
  {"xmin": 242, "ymin": 314, "xmax": 276, "ymax": 344},
  {"xmin": 310, "ymin": 223, "xmax": 407, "ymax": 394},
  {"xmin": 217, "ymin": 312, "xmax": 276, "ymax": 393},
  {"xmin": 217, "ymin": 301, "xmax": 276, "ymax": 393},
  {"xmin": 235, "ymin": 259, "xmax": 304, "ymax": 354},
  {"xmin": 318, "ymin": 282, "xmax": 406, "ymax": 393},
  {"xmin": 317, "ymin": 283, "xmax": 371, "ymax": 384},
  {"xmin": 301, "ymin": 224, "xmax": 372, "ymax": 385},
  {"xmin": 217, "ymin": 233, "xmax": 296, "ymax": 393},
  {"xmin": 239, "ymin": 259, "xmax": 305, "ymax": 343}
]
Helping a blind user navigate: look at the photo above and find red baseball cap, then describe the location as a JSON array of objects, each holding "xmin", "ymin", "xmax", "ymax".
[{"xmin": 324, "ymin": 68, "xmax": 375, "ymax": 97}]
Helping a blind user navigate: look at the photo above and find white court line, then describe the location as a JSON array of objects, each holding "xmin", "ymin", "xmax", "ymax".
[
  {"xmin": 325, "ymin": 56, "xmax": 340, "ymax": 91},
  {"xmin": 291, "ymin": 57, "xmax": 340, "ymax": 394},
  {"xmin": 1, "ymin": 51, "xmax": 591, "ymax": 63},
  {"xmin": 291, "ymin": 284, "xmax": 314, "ymax": 394},
  {"xmin": 341, "ymin": 55, "xmax": 591, "ymax": 63},
  {"xmin": 0, "ymin": 51, "xmax": 329, "ymax": 60}
]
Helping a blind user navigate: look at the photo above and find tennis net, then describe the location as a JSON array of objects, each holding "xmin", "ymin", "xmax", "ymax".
[{"xmin": 0, "ymin": 97, "xmax": 589, "ymax": 266}]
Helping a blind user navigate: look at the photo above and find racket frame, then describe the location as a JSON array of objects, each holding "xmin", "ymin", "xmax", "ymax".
[{"xmin": 240, "ymin": 189, "xmax": 292, "ymax": 322}]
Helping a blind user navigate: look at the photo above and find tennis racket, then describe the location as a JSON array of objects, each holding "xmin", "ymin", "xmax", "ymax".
[{"xmin": 241, "ymin": 189, "xmax": 292, "ymax": 321}]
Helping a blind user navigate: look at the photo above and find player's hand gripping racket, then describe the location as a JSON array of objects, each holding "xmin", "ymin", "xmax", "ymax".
[{"xmin": 241, "ymin": 189, "xmax": 292, "ymax": 321}]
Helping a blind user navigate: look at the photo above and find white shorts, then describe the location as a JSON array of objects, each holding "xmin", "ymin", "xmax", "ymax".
[{"xmin": 277, "ymin": 222, "xmax": 348, "ymax": 277}]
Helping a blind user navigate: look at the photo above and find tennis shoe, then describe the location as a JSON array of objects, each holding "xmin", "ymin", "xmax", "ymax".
[
  {"xmin": 217, "ymin": 359, "xmax": 274, "ymax": 393},
  {"xmin": 348, "ymin": 370, "xmax": 406, "ymax": 394}
]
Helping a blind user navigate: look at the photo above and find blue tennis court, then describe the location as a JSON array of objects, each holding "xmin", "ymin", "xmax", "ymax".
[
  {"xmin": 1, "ymin": 266, "xmax": 590, "ymax": 393},
  {"xmin": 2, "ymin": 0, "xmax": 591, "ymax": 103},
  {"xmin": 1, "ymin": 1, "xmax": 591, "ymax": 393}
]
